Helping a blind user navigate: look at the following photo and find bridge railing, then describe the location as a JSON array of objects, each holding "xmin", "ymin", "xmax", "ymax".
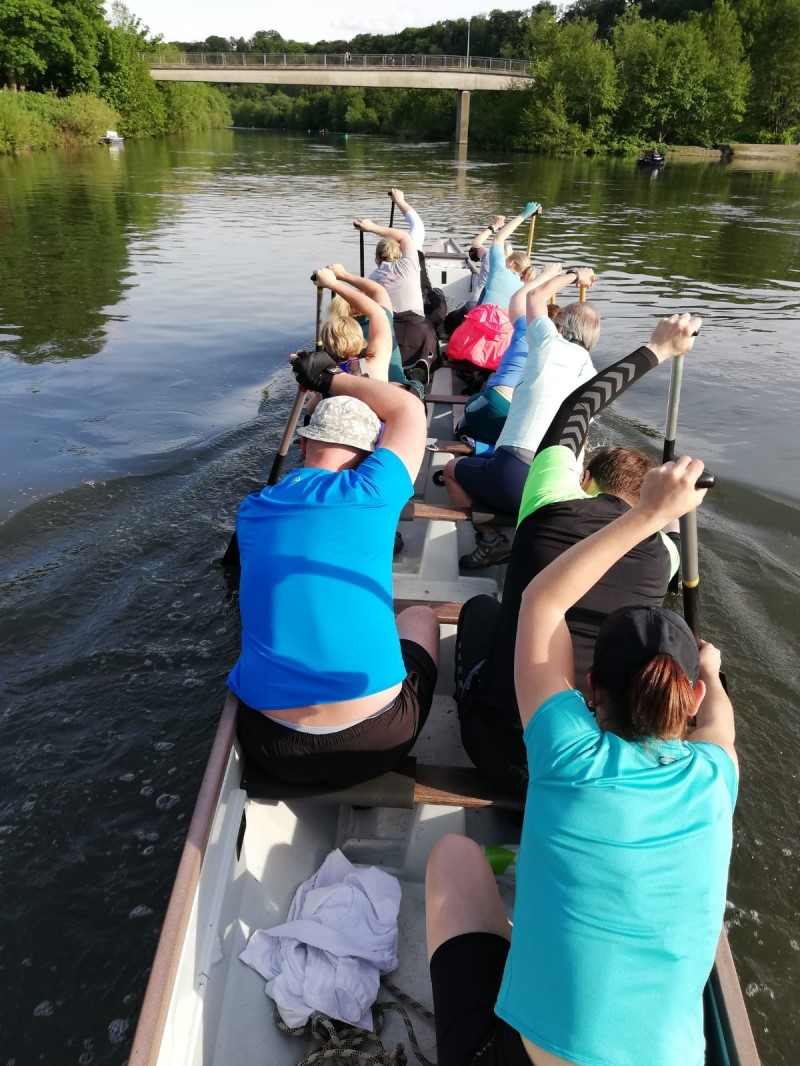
[{"xmin": 141, "ymin": 52, "xmax": 531, "ymax": 76}]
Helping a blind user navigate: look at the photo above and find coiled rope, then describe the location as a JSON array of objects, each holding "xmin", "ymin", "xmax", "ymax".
[{"xmin": 275, "ymin": 977, "xmax": 436, "ymax": 1066}]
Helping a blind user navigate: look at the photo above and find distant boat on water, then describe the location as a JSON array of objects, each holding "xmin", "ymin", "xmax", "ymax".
[{"xmin": 100, "ymin": 130, "xmax": 124, "ymax": 145}]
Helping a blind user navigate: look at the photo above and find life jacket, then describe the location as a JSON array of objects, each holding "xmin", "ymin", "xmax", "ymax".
[{"xmin": 446, "ymin": 304, "xmax": 513, "ymax": 371}]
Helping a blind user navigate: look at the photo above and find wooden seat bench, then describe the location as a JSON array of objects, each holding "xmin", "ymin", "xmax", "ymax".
[
  {"xmin": 399, "ymin": 499, "xmax": 516, "ymax": 528},
  {"xmin": 242, "ymin": 755, "xmax": 523, "ymax": 812}
]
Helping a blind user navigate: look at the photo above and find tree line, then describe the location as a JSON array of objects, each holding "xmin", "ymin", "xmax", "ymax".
[
  {"xmin": 0, "ymin": 2, "xmax": 231, "ymax": 154},
  {"xmin": 178, "ymin": 0, "xmax": 799, "ymax": 151},
  {"xmin": 2, "ymin": 0, "xmax": 798, "ymax": 154}
]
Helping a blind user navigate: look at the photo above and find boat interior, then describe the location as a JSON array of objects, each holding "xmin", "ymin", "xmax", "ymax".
[{"xmin": 130, "ymin": 262, "xmax": 760, "ymax": 1066}]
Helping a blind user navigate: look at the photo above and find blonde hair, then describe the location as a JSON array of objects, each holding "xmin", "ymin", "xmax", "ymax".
[
  {"xmin": 506, "ymin": 251, "xmax": 531, "ymax": 276},
  {"xmin": 329, "ymin": 294, "xmax": 354, "ymax": 319},
  {"xmin": 321, "ymin": 315, "xmax": 365, "ymax": 360},
  {"xmin": 376, "ymin": 237, "xmax": 402, "ymax": 263}
]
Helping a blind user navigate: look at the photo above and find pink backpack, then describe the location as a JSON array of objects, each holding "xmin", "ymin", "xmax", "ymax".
[{"xmin": 446, "ymin": 304, "xmax": 513, "ymax": 371}]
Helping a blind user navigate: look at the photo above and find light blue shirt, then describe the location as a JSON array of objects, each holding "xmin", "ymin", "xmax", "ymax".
[
  {"xmin": 228, "ymin": 449, "xmax": 412, "ymax": 709},
  {"xmin": 480, "ymin": 242, "xmax": 522, "ymax": 311},
  {"xmin": 496, "ymin": 314, "xmax": 595, "ymax": 452},
  {"xmin": 486, "ymin": 315, "xmax": 528, "ymax": 390},
  {"xmin": 496, "ymin": 689, "xmax": 737, "ymax": 1066}
]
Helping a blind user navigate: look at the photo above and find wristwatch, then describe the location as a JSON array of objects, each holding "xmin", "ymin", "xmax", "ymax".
[
  {"xmin": 488, "ymin": 224, "xmax": 498, "ymax": 234},
  {"xmin": 565, "ymin": 267, "xmax": 581, "ymax": 282}
]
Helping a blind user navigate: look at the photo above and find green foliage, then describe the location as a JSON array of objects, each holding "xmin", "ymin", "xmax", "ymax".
[
  {"xmin": 0, "ymin": 87, "xmax": 119, "ymax": 152},
  {"xmin": 744, "ymin": 0, "xmax": 800, "ymax": 141},
  {"xmin": 157, "ymin": 82, "xmax": 233, "ymax": 134}
]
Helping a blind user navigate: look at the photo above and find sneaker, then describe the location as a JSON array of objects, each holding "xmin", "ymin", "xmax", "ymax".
[{"xmin": 459, "ymin": 533, "xmax": 511, "ymax": 569}]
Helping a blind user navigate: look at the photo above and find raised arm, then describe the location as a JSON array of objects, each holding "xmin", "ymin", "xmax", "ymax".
[
  {"xmin": 389, "ymin": 187, "xmax": 425, "ymax": 247},
  {"xmin": 354, "ymin": 218, "xmax": 415, "ymax": 255},
  {"xmin": 290, "ymin": 350, "xmax": 427, "ymax": 481},
  {"xmin": 470, "ymin": 214, "xmax": 506, "ymax": 254},
  {"xmin": 313, "ymin": 267, "xmax": 391, "ymax": 380},
  {"xmin": 689, "ymin": 643, "xmax": 738, "ymax": 769},
  {"xmin": 528, "ymin": 266, "xmax": 595, "ymax": 322},
  {"xmin": 493, "ymin": 201, "xmax": 540, "ymax": 245},
  {"xmin": 327, "ymin": 262, "xmax": 392, "ymax": 311},
  {"xmin": 515, "ymin": 457, "xmax": 708, "ymax": 727},
  {"xmin": 536, "ymin": 313, "xmax": 703, "ymax": 458},
  {"xmin": 508, "ymin": 262, "xmax": 562, "ymax": 322}
]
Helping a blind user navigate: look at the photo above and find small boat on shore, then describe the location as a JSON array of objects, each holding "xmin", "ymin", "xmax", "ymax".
[{"xmin": 100, "ymin": 129, "xmax": 124, "ymax": 145}]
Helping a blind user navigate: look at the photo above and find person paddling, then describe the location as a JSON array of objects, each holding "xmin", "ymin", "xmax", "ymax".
[
  {"xmin": 426, "ymin": 456, "xmax": 737, "ymax": 1066},
  {"xmin": 228, "ymin": 351, "xmax": 439, "ymax": 787}
]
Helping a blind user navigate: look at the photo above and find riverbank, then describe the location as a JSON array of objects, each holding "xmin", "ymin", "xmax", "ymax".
[
  {"xmin": 0, "ymin": 86, "xmax": 232, "ymax": 155},
  {"xmin": 668, "ymin": 143, "xmax": 800, "ymax": 167}
]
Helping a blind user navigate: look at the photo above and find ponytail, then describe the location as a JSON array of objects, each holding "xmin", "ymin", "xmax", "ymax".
[{"xmin": 628, "ymin": 654, "xmax": 694, "ymax": 740}]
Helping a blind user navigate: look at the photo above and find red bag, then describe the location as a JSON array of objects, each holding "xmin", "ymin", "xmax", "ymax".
[{"xmin": 446, "ymin": 304, "xmax": 513, "ymax": 371}]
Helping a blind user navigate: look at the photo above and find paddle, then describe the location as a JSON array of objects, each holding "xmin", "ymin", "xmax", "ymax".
[
  {"xmin": 525, "ymin": 208, "xmax": 540, "ymax": 258},
  {"xmin": 360, "ymin": 229, "xmax": 365, "ymax": 277},
  {"xmin": 388, "ymin": 190, "xmax": 395, "ymax": 229},
  {"xmin": 220, "ymin": 288, "xmax": 322, "ymax": 568}
]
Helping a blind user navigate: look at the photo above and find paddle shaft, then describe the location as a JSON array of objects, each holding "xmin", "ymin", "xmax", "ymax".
[
  {"xmin": 579, "ymin": 285, "xmax": 587, "ymax": 303},
  {"xmin": 360, "ymin": 229, "xmax": 365, "ymax": 277},
  {"xmin": 525, "ymin": 213, "xmax": 536, "ymax": 257},
  {"xmin": 662, "ymin": 355, "xmax": 685, "ymax": 463}
]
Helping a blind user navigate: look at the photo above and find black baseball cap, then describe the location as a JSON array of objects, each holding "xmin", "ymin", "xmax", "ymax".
[{"xmin": 592, "ymin": 606, "xmax": 700, "ymax": 693}]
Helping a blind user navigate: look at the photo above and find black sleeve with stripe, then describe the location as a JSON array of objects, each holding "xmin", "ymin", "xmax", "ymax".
[{"xmin": 536, "ymin": 346, "xmax": 660, "ymax": 458}]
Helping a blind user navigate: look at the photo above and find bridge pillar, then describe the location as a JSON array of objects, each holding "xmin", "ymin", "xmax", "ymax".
[{"xmin": 455, "ymin": 89, "xmax": 470, "ymax": 146}]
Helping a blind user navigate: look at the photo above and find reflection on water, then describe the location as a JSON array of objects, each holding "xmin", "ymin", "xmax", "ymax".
[{"xmin": 1, "ymin": 131, "xmax": 799, "ymax": 1064}]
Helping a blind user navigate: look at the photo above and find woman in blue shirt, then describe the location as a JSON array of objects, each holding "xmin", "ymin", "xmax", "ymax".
[{"xmin": 425, "ymin": 451, "xmax": 738, "ymax": 1066}]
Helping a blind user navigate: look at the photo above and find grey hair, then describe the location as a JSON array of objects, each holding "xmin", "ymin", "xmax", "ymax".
[{"xmin": 559, "ymin": 302, "xmax": 602, "ymax": 352}]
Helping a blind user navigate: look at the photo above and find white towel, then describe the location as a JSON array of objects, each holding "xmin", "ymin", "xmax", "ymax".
[{"xmin": 240, "ymin": 849, "xmax": 401, "ymax": 1029}]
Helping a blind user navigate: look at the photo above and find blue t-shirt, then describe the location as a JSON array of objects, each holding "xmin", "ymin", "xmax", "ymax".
[
  {"xmin": 227, "ymin": 448, "xmax": 412, "ymax": 710},
  {"xmin": 496, "ymin": 689, "xmax": 737, "ymax": 1066},
  {"xmin": 480, "ymin": 243, "xmax": 522, "ymax": 311},
  {"xmin": 486, "ymin": 315, "xmax": 528, "ymax": 390}
]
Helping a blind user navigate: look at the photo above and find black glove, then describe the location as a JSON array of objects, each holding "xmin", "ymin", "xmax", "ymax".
[{"xmin": 291, "ymin": 349, "xmax": 339, "ymax": 396}]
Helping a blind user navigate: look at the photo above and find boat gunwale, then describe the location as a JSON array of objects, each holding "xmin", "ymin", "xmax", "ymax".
[{"xmin": 128, "ymin": 692, "xmax": 239, "ymax": 1066}]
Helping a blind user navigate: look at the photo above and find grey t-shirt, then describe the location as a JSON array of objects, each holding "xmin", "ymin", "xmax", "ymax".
[{"xmin": 370, "ymin": 252, "xmax": 424, "ymax": 317}]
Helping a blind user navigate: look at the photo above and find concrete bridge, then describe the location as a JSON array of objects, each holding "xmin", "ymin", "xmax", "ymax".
[{"xmin": 143, "ymin": 52, "xmax": 532, "ymax": 144}]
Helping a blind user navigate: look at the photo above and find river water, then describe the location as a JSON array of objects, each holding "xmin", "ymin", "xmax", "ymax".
[{"xmin": 0, "ymin": 130, "xmax": 798, "ymax": 1064}]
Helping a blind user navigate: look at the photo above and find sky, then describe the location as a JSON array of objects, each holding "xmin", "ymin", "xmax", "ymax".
[{"xmin": 116, "ymin": 1, "xmax": 544, "ymax": 46}]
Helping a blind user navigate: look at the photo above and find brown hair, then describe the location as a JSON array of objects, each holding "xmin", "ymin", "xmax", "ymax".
[
  {"xmin": 585, "ymin": 447, "xmax": 654, "ymax": 502},
  {"xmin": 593, "ymin": 654, "xmax": 695, "ymax": 741}
]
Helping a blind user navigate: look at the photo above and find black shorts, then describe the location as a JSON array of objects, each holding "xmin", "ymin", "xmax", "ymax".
[
  {"xmin": 429, "ymin": 933, "xmax": 531, "ymax": 1066},
  {"xmin": 235, "ymin": 639, "xmax": 437, "ymax": 787}
]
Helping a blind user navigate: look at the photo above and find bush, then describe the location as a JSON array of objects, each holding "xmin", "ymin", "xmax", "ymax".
[{"xmin": 0, "ymin": 88, "xmax": 120, "ymax": 153}]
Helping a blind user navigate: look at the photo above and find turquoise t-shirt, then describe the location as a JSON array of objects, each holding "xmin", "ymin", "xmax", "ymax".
[
  {"xmin": 496, "ymin": 689, "xmax": 737, "ymax": 1066},
  {"xmin": 228, "ymin": 448, "xmax": 412, "ymax": 710}
]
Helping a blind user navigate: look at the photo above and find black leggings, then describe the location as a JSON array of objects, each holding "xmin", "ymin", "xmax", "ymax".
[{"xmin": 429, "ymin": 933, "xmax": 531, "ymax": 1066}]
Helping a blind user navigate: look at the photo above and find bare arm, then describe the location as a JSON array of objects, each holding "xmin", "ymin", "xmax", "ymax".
[
  {"xmin": 515, "ymin": 457, "xmax": 708, "ymax": 728},
  {"xmin": 493, "ymin": 201, "xmax": 540, "ymax": 246},
  {"xmin": 328, "ymin": 262, "xmax": 392, "ymax": 311},
  {"xmin": 354, "ymin": 218, "xmax": 415, "ymax": 255},
  {"xmin": 471, "ymin": 214, "xmax": 506, "ymax": 251},
  {"xmin": 508, "ymin": 262, "xmax": 562, "ymax": 322},
  {"xmin": 689, "ymin": 642, "xmax": 738, "ymax": 771},
  {"xmin": 328, "ymin": 372, "xmax": 426, "ymax": 481},
  {"xmin": 528, "ymin": 266, "xmax": 595, "ymax": 322},
  {"xmin": 314, "ymin": 267, "xmax": 391, "ymax": 380}
]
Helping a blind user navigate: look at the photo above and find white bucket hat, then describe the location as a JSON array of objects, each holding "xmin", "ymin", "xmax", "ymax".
[{"xmin": 298, "ymin": 396, "xmax": 381, "ymax": 453}]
